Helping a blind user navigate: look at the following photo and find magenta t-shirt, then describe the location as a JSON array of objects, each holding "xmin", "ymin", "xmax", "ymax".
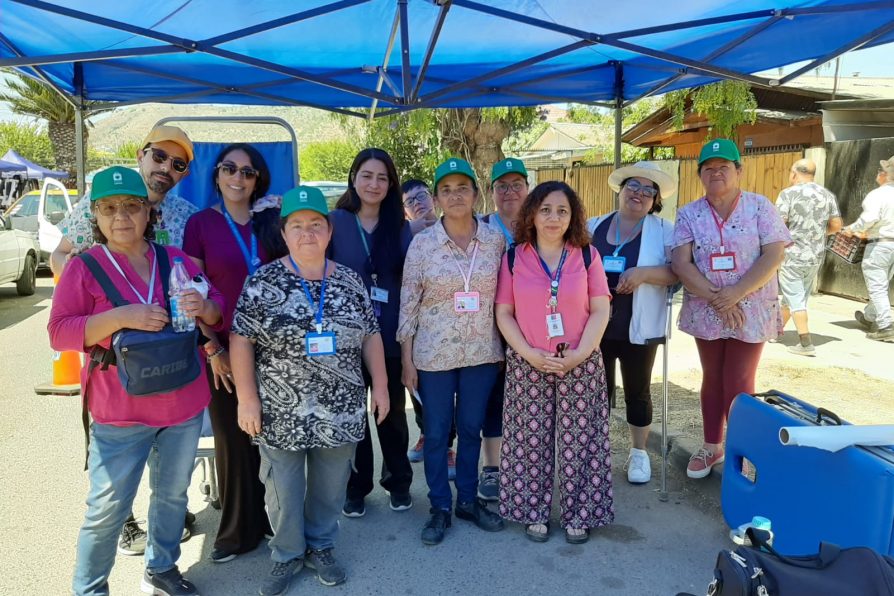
[
  {"xmin": 495, "ymin": 243, "xmax": 611, "ymax": 353},
  {"xmin": 48, "ymin": 244, "xmax": 225, "ymax": 427},
  {"xmin": 183, "ymin": 208, "xmax": 271, "ymax": 347}
]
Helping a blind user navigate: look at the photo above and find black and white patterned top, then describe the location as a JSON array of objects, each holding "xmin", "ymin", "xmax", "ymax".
[{"xmin": 231, "ymin": 260, "xmax": 380, "ymax": 451}]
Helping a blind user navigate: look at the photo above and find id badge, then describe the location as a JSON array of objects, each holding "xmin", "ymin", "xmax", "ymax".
[
  {"xmin": 602, "ymin": 255, "xmax": 627, "ymax": 273},
  {"xmin": 155, "ymin": 229, "xmax": 171, "ymax": 245},
  {"xmin": 546, "ymin": 313, "xmax": 565, "ymax": 338},
  {"xmin": 709, "ymin": 252, "xmax": 737, "ymax": 272},
  {"xmin": 370, "ymin": 286, "xmax": 389, "ymax": 303},
  {"xmin": 454, "ymin": 291, "xmax": 480, "ymax": 312},
  {"xmin": 306, "ymin": 331, "xmax": 336, "ymax": 357}
]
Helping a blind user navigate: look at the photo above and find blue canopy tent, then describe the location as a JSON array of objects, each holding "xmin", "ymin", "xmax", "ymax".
[
  {"xmin": 1, "ymin": 149, "xmax": 69, "ymax": 180},
  {"xmin": 2, "ymin": 0, "xmax": 893, "ymax": 193},
  {"xmin": 0, "ymin": 159, "xmax": 27, "ymax": 175}
]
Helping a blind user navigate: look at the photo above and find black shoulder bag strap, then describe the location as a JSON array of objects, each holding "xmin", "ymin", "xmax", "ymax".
[
  {"xmin": 582, "ymin": 245, "xmax": 592, "ymax": 270},
  {"xmin": 508, "ymin": 244, "xmax": 589, "ymax": 275},
  {"xmin": 507, "ymin": 245, "xmax": 517, "ymax": 274},
  {"xmin": 153, "ymin": 243, "xmax": 174, "ymax": 311}
]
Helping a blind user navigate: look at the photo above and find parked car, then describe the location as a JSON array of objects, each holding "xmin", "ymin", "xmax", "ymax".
[
  {"xmin": 4, "ymin": 178, "xmax": 78, "ymax": 267},
  {"xmin": 0, "ymin": 212, "xmax": 40, "ymax": 296}
]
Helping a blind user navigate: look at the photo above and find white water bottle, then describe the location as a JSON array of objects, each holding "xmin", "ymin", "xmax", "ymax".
[{"xmin": 169, "ymin": 257, "xmax": 196, "ymax": 333}]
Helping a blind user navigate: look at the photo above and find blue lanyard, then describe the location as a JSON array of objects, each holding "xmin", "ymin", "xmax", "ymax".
[
  {"xmin": 288, "ymin": 256, "xmax": 328, "ymax": 334},
  {"xmin": 354, "ymin": 214, "xmax": 377, "ymax": 282},
  {"xmin": 536, "ymin": 245, "xmax": 568, "ymax": 310},
  {"xmin": 490, "ymin": 213, "xmax": 514, "ymax": 246},
  {"xmin": 221, "ymin": 204, "xmax": 259, "ymax": 274},
  {"xmin": 613, "ymin": 212, "xmax": 644, "ymax": 257}
]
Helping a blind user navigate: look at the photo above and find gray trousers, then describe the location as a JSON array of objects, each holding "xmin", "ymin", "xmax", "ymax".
[
  {"xmin": 861, "ymin": 241, "xmax": 894, "ymax": 329},
  {"xmin": 259, "ymin": 443, "xmax": 354, "ymax": 563}
]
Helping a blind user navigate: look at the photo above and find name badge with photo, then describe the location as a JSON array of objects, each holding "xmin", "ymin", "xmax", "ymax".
[
  {"xmin": 602, "ymin": 255, "xmax": 626, "ymax": 273},
  {"xmin": 155, "ymin": 229, "xmax": 171, "ymax": 245},
  {"xmin": 306, "ymin": 331, "xmax": 336, "ymax": 357},
  {"xmin": 454, "ymin": 291, "xmax": 480, "ymax": 313},
  {"xmin": 546, "ymin": 313, "xmax": 565, "ymax": 338},
  {"xmin": 371, "ymin": 286, "xmax": 389, "ymax": 303},
  {"xmin": 709, "ymin": 252, "xmax": 737, "ymax": 272}
]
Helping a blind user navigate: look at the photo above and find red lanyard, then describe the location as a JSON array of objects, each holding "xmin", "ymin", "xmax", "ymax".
[{"xmin": 708, "ymin": 193, "xmax": 741, "ymax": 253}]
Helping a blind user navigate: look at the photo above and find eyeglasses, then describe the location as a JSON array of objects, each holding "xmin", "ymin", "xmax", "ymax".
[
  {"xmin": 494, "ymin": 181, "xmax": 526, "ymax": 194},
  {"xmin": 403, "ymin": 190, "xmax": 431, "ymax": 207},
  {"xmin": 145, "ymin": 147, "xmax": 189, "ymax": 173},
  {"xmin": 94, "ymin": 199, "xmax": 146, "ymax": 217},
  {"xmin": 217, "ymin": 162, "xmax": 259, "ymax": 180},
  {"xmin": 624, "ymin": 180, "xmax": 659, "ymax": 199}
]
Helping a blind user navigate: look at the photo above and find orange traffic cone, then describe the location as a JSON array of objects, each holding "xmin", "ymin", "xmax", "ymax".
[{"xmin": 34, "ymin": 274, "xmax": 82, "ymax": 396}]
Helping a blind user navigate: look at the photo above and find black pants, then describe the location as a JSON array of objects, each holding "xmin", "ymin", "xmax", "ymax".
[
  {"xmin": 207, "ymin": 367, "xmax": 272, "ymax": 553},
  {"xmin": 346, "ymin": 356, "xmax": 414, "ymax": 500},
  {"xmin": 600, "ymin": 338, "xmax": 659, "ymax": 428}
]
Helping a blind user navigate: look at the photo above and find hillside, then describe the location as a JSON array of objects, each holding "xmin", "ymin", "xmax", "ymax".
[{"xmin": 89, "ymin": 103, "xmax": 355, "ymax": 153}]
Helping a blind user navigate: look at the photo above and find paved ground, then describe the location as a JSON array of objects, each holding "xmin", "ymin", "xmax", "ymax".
[{"xmin": 2, "ymin": 273, "xmax": 890, "ymax": 595}]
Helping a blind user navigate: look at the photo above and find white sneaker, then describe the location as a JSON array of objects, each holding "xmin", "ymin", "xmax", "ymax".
[{"xmin": 625, "ymin": 448, "xmax": 651, "ymax": 484}]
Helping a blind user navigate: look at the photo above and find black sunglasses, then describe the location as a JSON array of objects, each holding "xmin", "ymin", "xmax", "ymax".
[
  {"xmin": 217, "ymin": 162, "xmax": 259, "ymax": 180},
  {"xmin": 145, "ymin": 147, "xmax": 189, "ymax": 173}
]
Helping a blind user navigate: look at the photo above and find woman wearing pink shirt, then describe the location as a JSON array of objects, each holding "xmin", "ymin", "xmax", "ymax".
[
  {"xmin": 671, "ymin": 139, "xmax": 790, "ymax": 480},
  {"xmin": 48, "ymin": 167, "xmax": 224, "ymax": 596},
  {"xmin": 495, "ymin": 180, "xmax": 612, "ymax": 544}
]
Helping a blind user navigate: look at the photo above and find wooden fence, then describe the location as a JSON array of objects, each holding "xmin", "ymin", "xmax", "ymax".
[{"xmin": 532, "ymin": 149, "xmax": 803, "ymax": 218}]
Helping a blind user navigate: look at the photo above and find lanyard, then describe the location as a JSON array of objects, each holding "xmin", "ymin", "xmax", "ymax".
[
  {"xmin": 613, "ymin": 212, "xmax": 644, "ymax": 257},
  {"xmin": 220, "ymin": 204, "xmax": 259, "ymax": 274},
  {"xmin": 101, "ymin": 244, "xmax": 157, "ymax": 305},
  {"xmin": 536, "ymin": 244, "xmax": 568, "ymax": 310},
  {"xmin": 288, "ymin": 256, "xmax": 329, "ymax": 334},
  {"xmin": 708, "ymin": 193, "xmax": 741, "ymax": 253},
  {"xmin": 490, "ymin": 213, "xmax": 514, "ymax": 246},
  {"xmin": 354, "ymin": 214, "xmax": 377, "ymax": 284},
  {"xmin": 448, "ymin": 240, "xmax": 480, "ymax": 293}
]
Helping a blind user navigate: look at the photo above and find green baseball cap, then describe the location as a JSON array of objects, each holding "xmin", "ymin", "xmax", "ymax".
[
  {"xmin": 281, "ymin": 185, "xmax": 329, "ymax": 219},
  {"xmin": 433, "ymin": 157, "xmax": 477, "ymax": 190},
  {"xmin": 698, "ymin": 138, "xmax": 741, "ymax": 165},
  {"xmin": 491, "ymin": 157, "xmax": 528, "ymax": 183},
  {"xmin": 91, "ymin": 166, "xmax": 148, "ymax": 202}
]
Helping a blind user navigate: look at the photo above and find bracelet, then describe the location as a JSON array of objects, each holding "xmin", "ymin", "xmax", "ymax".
[{"xmin": 206, "ymin": 345, "xmax": 226, "ymax": 362}]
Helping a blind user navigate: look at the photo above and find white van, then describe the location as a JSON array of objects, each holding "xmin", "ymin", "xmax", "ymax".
[{"xmin": 4, "ymin": 178, "xmax": 78, "ymax": 267}]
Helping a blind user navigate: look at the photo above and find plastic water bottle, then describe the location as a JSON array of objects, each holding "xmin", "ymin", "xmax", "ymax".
[
  {"xmin": 730, "ymin": 515, "xmax": 774, "ymax": 547},
  {"xmin": 169, "ymin": 257, "xmax": 195, "ymax": 332}
]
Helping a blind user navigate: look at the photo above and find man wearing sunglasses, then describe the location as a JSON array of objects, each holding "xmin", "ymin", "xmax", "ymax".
[{"xmin": 51, "ymin": 125, "xmax": 198, "ymax": 276}]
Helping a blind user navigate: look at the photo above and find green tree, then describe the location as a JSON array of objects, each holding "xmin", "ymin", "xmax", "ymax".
[
  {"xmin": 0, "ymin": 69, "xmax": 110, "ymax": 183},
  {"xmin": 562, "ymin": 99, "xmax": 666, "ymax": 164},
  {"xmin": 115, "ymin": 140, "xmax": 142, "ymax": 159},
  {"xmin": 0, "ymin": 121, "xmax": 54, "ymax": 166},
  {"xmin": 300, "ymin": 139, "xmax": 360, "ymax": 181},
  {"xmin": 664, "ymin": 80, "xmax": 758, "ymax": 140}
]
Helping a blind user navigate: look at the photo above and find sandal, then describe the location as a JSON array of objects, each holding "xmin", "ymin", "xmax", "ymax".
[
  {"xmin": 565, "ymin": 528, "xmax": 590, "ymax": 544},
  {"xmin": 525, "ymin": 522, "xmax": 550, "ymax": 543}
]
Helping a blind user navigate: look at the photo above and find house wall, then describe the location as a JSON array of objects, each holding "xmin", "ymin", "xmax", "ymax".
[{"xmin": 669, "ymin": 121, "xmax": 823, "ymax": 158}]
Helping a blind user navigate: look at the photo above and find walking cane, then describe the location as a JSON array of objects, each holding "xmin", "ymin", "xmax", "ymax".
[{"xmin": 647, "ymin": 283, "xmax": 680, "ymax": 502}]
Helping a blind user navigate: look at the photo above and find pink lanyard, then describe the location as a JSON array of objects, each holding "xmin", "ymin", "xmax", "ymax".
[
  {"xmin": 448, "ymin": 240, "xmax": 479, "ymax": 292},
  {"xmin": 708, "ymin": 193, "xmax": 741, "ymax": 253}
]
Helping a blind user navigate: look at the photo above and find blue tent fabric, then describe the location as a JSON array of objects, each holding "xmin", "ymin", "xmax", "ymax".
[
  {"xmin": 1, "ymin": 149, "xmax": 68, "ymax": 179},
  {"xmin": 0, "ymin": 159, "xmax": 27, "ymax": 174},
  {"xmin": 172, "ymin": 141, "xmax": 297, "ymax": 210},
  {"xmin": 1, "ymin": 1, "xmax": 892, "ymax": 110}
]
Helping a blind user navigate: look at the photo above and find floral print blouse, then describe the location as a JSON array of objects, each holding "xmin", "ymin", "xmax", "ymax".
[{"xmin": 397, "ymin": 219, "xmax": 505, "ymax": 371}]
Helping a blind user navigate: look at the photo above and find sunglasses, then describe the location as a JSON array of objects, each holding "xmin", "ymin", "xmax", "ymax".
[
  {"xmin": 624, "ymin": 180, "xmax": 659, "ymax": 199},
  {"xmin": 555, "ymin": 342, "xmax": 569, "ymax": 357},
  {"xmin": 94, "ymin": 199, "xmax": 146, "ymax": 217},
  {"xmin": 145, "ymin": 147, "xmax": 189, "ymax": 173},
  {"xmin": 217, "ymin": 162, "xmax": 259, "ymax": 180}
]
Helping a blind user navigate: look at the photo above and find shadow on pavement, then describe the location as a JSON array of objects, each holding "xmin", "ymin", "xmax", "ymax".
[
  {"xmin": 774, "ymin": 329, "xmax": 842, "ymax": 348},
  {"xmin": 0, "ymin": 275, "xmax": 54, "ymax": 330}
]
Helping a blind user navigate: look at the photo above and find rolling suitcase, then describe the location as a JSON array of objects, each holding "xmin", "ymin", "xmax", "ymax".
[{"xmin": 721, "ymin": 390, "xmax": 894, "ymax": 556}]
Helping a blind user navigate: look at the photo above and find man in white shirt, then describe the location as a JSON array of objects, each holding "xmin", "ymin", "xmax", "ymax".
[{"xmin": 844, "ymin": 155, "xmax": 894, "ymax": 342}]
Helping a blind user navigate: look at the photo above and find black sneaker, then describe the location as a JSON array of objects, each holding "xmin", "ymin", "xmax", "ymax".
[
  {"xmin": 389, "ymin": 491, "xmax": 413, "ymax": 512},
  {"xmin": 477, "ymin": 467, "xmax": 499, "ymax": 501},
  {"xmin": 140, "ymin": 567, "xmax": 197, "ymax": 596},
  {"xmin": 341, "ymin": 497, "xmax": 365, "ymax": 518},
  {"xmin": 868, "ymin": 326, "xmax": 894, "ymax": 342},
  {"xmin": 305, "ymin": 548, "xmax": 346, "ymax": 586},
  {"xmin": 210, "ymin": 547, "xmax": 237, "ymax": 564},
  {"xmin": 259, "ymin": 558, "xmax": 303, "ymax": 596},
  {"xmin": 421, "ymin": 509, "xmax": 451, "ymax": 545},
  {"xmin": 118, "ymin": 519, "xmax": 147, "ymax": 556},
  {"xmin": 455, "ymin": 499, "xmax": 505, "ymax": 532}
]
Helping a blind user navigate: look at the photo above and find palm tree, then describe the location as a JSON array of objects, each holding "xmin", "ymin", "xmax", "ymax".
[{"xmin": 0, "ymin": 69, "xmax": 110, "ymax": 182}]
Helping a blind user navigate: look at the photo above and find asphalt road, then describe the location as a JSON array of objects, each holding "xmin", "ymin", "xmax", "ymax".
[{"xmin": 0, "ymin": 274, "xmax": 728, "ymax": 596}]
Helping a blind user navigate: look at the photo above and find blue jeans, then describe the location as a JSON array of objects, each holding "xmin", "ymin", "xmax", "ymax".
[
  {"xmin": 260, "ymin": 443, "xmax": 354, "ymax": 563},
  {"xmin": 418, "ymin": 363, "xmax": 500, "ymax": 510},
  {"xmin": 72, "ymin": 412, "xmax": 202, "ymax": 596}
]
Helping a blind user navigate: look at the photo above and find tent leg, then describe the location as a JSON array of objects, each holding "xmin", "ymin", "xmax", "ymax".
[{"xmin": 75, "ymin": 106, "xmax": 86, "ymax": 196}]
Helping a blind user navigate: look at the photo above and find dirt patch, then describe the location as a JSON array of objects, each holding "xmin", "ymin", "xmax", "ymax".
[{"xmin": 615, "ymin": 362, "xmax": 894, "ymax": 446}]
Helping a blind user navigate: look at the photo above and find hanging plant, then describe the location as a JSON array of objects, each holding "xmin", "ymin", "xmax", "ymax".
[{"xmin": 663, "ymin": 80, "xmax": 758, "ymax": 140}]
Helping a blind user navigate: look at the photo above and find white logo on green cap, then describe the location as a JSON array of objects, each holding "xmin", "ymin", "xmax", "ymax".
[
  {"xmin": 113, "ymin": 172, "xmax": 123, "ymax": 184},
  {"xmin": 449, "ymin": 161, "xmax": 457, "ymax": 169},
  {"xmin": 299, "ymin": 191, "xmax": 308, "ymax": 200},
  {"xmin": 712, "ymin": 142, "xmax": 720, "ymax": 152},
  {"xmin": 505, "ymin": 160, "xmax": 512, "ymax": 168}
]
